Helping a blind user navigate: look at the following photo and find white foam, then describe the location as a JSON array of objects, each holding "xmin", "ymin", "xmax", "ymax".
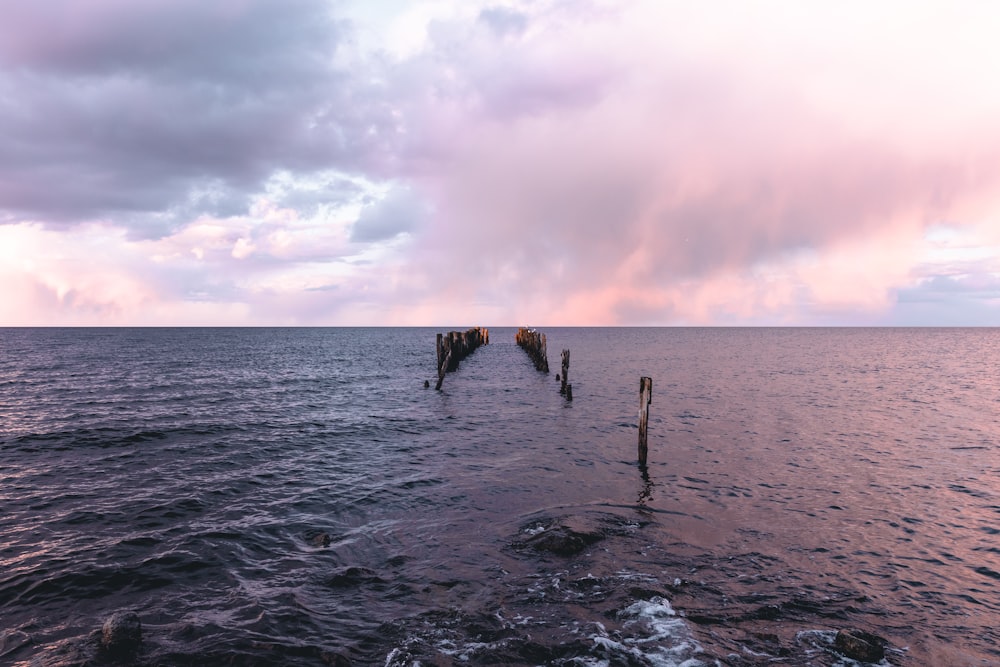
[
  {"xmin": 437, "ymin": 639, "xmax": 505, "ymax": 662},
  {"xmin": 384, "ymin": 647, "xmax": 418, "ymax": 667},
  {"xmin": 613, "ymin": 568, "xmax": 660, "ymax": 584},
  {"xmin": 584, "ymin": 596, "xmax": 715, "ymax": 667}
]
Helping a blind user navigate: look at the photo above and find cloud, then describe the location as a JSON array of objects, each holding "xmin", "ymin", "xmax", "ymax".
[
  {"xmin": 0, "ymin": 0, "xmax": 400, "ymax": 236},
  {"xmin": 891, "ymin": 221, "xmax": 1000, "ymax": 322},
  {"xmin": 478, "ymin": 6, "xmax": 528, "ymax": 38},
  {"xmin": 377, "ymin": 0, "xmax": 1000, "ymax": 324},
  {"xmin": 3, "ymin": 0, "xmax": 1000, "ymax": 325},
  {"xmin": 0, "ymin": 207, "xmax": 394, "ymax": 325},
  {"xmin": 0, "ymin": 0, "xmax": 334, "ymax": 82},
  {"xmin": 350, "ymin": 186, "xmax": 427, "ymax": 242}
]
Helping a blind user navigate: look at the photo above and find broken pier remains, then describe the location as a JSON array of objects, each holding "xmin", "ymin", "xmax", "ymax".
[
  {"xmin": 516, "ymin": 327, "xmax": 549, "ymax": 373},
  {"xmin": 435, "ymin": 327, "xmax": 489, "ymax": 390}
]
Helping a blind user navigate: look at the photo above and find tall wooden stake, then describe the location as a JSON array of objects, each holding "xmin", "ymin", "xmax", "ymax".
[
  {"xmin": 638, "ymin": 376, "xmax": 652, "ymax": 465},
  {"xmin": 560, "ymin": 349, "xmax": 570, "ymax": 395},
  {"xmin": 435, "ymin": 333, "xmax": 450, "ymax": 390}
]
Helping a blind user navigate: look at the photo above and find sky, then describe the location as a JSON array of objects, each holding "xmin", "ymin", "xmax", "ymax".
[{"xmin": 2, "ymin": 0, "xmax": 999, "ymax": 326}]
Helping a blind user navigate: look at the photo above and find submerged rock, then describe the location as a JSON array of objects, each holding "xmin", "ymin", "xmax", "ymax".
[
  {"xmin": 522, "ymin": 516, "xmax": 606, "ymax": 556},
  {"xmin": 834, "ymin": 628, "xmax": 886, "ymax": 662},
  {"xmin": 527, "ymin": 528, "xmax": 595, "ymax": 555},
  {"xmin": 101, "ymin": 611, "xmax": 142, "ymax": 657},
  {"xmin": 304, "ymin": 529, "xmax": 332, "ymax": 547}
]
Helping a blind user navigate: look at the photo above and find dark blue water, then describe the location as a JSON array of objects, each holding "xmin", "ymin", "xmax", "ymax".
[{"xmin": 1, "ymin": 328, "xmax": 998, "ymax": 666}]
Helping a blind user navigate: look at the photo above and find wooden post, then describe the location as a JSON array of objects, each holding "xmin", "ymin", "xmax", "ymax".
[
  {"xmin": 560, "ymin": 349, "xmax": 570, "ymax": 395},
  {"xmin": 448, "ymin": 331, "xmax": 458, "ymax": 371},
  {"xmin": 436, "ymin": 336, "xmax": 450, "ymax": 390},
  {"xmin": 638, "ymin": 376, "xmax": 652, "ymax": 465}
]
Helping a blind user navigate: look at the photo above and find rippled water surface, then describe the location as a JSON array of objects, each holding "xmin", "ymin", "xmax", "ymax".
[{"xmin": 1, "ymin": 327, "xmax": 998, "ymax": 666}]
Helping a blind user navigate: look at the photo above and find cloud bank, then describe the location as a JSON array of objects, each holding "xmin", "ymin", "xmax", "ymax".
[{"xmin": 2, "ymin": 0, "xmax": 999, "ymax": 325}]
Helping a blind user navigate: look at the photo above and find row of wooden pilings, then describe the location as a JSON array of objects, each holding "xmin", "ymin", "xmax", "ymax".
[
  {"xmin": 516, "ymin": 327, "xmax": 573, "ymax": 401},
  {"xmin": 434, "ymin": 327, "xmax": 489, "ymax": 390},
  {"xmin": 516, "ymin": 328, "xmax": 651, "ymax": 463},
  {"xmin": 435, "ymin": 327, "xmax": 653, "ymax": 466},
  {"xmin": 515, "ymin": 327, "xmax": 548, "ymax": 372}
]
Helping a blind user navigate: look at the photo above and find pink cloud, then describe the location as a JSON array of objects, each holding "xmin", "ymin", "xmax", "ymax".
[
  {"xmin": 3, "ymin": 0, "xmax": 1000, "ymax": 325},
  {"xmin": 0, "ymin": 224, "xmax": 160, "ymax": 324},
  {"xmin": 380, "ymin": 0, "xmax": 1000, "ymax": 325}
]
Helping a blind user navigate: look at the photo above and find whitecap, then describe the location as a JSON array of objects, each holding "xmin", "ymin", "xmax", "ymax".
[{"xmin": 584, "ymin": 596, "xmax": 716, "ymax": 667}]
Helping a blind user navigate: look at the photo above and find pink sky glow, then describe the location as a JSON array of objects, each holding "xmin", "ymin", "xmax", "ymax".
[{"xmin": 1, "ymin": 0, "xmax": 999, "ymax": 325}]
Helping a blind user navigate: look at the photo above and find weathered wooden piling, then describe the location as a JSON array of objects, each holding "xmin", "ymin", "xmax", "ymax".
[
  {"xmin": 638, "ymin": 376, "xmax": 652, "ymax": 465},
  {"xmin": 559, "ymin": 349, "xmax": 570, "ymax": 396},
  {"xmin": 516, "ymin": 327, "xmax": 549, "ymax": 373},
  {"xmin": 557, "ymin": 349, "xmax": 572, "ymax": 401},
  {"xmin": 435, "ymin": 327, "xmax": 489, "ymax": 390},
  {"xmin": 436, "ymin": 333, "xmax": 448, "ymax": 389}
]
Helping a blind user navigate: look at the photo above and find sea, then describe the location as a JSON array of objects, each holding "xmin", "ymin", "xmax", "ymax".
[{"xmin": 0, "ymin": 327, "xmax": 997, "ymax": 667}]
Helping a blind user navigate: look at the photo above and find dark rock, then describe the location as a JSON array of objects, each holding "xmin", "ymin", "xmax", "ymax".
[
  {"xmin": 571, "ymin": 575, "xmax": 604, "ymax": 590},
  {"xmin": 304, "ymin": 529, "xmax": 331, "ymax": 547},
  {"xmin": 523, "ymin": 517, "xmax": 605, "ymax": 556},
  {"xmin": 101, "ymin": 611, "xmax": 142, "ymax": 657},
  {"xmin": 834, "ymin": 629, "xmax": 886, "ymax": 663},
  {"xmin": 526, "ymin": 528, "xmax": 593, "ymax": 555}
]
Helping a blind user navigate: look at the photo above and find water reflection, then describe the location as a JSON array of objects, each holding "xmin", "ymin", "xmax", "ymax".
[{"xmin": 637, "ymin": 464, "xmax": 654, "ymax": 506}]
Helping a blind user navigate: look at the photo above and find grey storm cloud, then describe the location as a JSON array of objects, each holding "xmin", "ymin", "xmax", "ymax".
[
  {"xmin": 350, "ymin": 187, "xmax": 426, "ymax": 243},
  {"xmin": 0, "ymin": 0, "xmax": 399, "ymax": 236}
]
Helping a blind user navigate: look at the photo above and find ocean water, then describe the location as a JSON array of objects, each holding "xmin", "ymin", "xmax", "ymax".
[{"xmin": 0, "ymin": 327, "xmax": 997, "ymax": 666}]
